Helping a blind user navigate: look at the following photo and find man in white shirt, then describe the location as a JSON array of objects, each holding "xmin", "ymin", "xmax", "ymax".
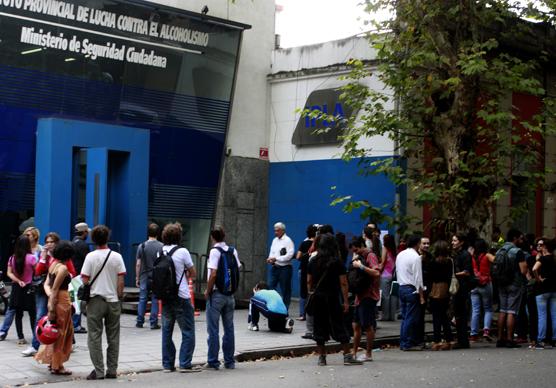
[
  {"xmin": 395, "ymin": 235, "xmax": 425, "ymax": 351},
  {"xmin": 266, "ymin": 222, "xmax": 295, "ymax": 311},
  {"xmin": 81, "ymin": 225, "xmax": 126, "ymax": 380},
  {"xmin": 159, "ymin": 222, "xmax": 198, "ymax": 373}
]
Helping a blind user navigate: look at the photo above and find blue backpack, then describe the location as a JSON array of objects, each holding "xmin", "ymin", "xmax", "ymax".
[{"xmin": 213, "ymin": 246, "xmax": 239, "ymax": 295}]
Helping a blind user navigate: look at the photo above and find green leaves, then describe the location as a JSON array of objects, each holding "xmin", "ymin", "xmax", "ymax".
[{"xmin": 324, "ymin": 0, "xmax": 556, "ymax": 234}]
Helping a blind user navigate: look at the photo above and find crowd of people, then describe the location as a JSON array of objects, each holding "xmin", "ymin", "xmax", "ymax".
[
  {"xmin": 0, "ymin": 222, "xmax": 241, "ymax": 377},
  {"xmin": 1, "ymin": 219, "xmax": 555, "ymax": 374},
  {"xmin": 281, "ymin": 222, "xmax": 556, "ymax": 365}
]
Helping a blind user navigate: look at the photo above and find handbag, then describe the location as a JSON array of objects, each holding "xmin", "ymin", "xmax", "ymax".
[
  {"xmin": 449, "ymin": 258, "xmax": 459, "ymax": 295},
  {"xmin": 305, "ymin": 267, "xmax": 330, "ymax": 315},
  {"xmin": 77, "ymin": 250, "xmax": 112, "ymax": 302},
  {"xmin": 430, "ymin": 282, "xmax": 449, "ymax": 299}
]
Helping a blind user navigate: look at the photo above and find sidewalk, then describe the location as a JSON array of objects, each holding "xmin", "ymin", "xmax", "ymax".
[{"xmin": 0, "ymin": 301, "xmax": 402, "ymax": 387}]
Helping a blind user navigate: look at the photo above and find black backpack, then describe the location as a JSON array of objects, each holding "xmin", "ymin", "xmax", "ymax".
[
  {"xmin": 348, "ymin": 260, "xmax": 372, "ymax": 295},
  {"xmin": 491, "ymin": 245, "xmax": 516, "ymax": 287},
  {"xmin": 213, "ymin": 246, "xmax": 239, "ymax": 296},
  {"xmin": 151, "ymin": 246, "xmax": 183, "ymax": 300}
]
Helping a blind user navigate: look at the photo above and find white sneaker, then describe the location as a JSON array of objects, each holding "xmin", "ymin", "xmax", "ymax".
[
  {"xmin": 248, "ymin": 323, "xmax": 259, "ymax": 331},
  {"xmin": 22, "ymin": 346, "xmax": 37, "ymax": 357},
  {"xmin": 285, "ymin": 318, "xmax": 294, "ymax": 333},
  {"xmin": 356, "ymin": 353, "xmax": 373, "ymax": 362}
]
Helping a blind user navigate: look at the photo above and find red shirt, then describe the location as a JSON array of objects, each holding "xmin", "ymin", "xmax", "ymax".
[
  {"xmin": 355, "ymin": 251, "xmax": 381, "ymax": 304},
  {"xmin": 35, "ymin": 253, "xmax": 77, "ymax": 278},
  {"xmin": 472, "ymin": 253, "xmax": 491, "ymax": 286}
]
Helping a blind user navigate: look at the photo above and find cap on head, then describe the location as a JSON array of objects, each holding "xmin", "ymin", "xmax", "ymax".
[{"xmin": 74, "ymin": 222, "xmax": 91, "ymax": 233}]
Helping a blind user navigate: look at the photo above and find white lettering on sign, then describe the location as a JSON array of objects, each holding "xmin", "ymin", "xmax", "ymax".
[{"xmin": 2, "ymin": 0, "xmax": 209, "ymax": 46}]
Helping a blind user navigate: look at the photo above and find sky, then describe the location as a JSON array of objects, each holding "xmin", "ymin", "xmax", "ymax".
[{"xmin": 275, "ymin": 0, "xmax": 370, "ymax": 48}]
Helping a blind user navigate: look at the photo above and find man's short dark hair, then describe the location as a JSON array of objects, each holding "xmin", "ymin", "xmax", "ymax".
[
  {"xmin": 255, "ymin": 281, "xmax": 268, "ymax": 290},
  {"xmin": 91, "ymin": 225, "xmax": 110, "ymax": 246},
  {"xmin": 507, "ymin": 228, "xmax": 523, "ymax": 243},
  {"xmin": 318, "ymin": 224, "xmax": 334, "ymax": 235},
  {"xmin": 349, "ymin": 236, "xmax": 365, "ymax": 249},
  {"xmin": 162, "ymin": 223, "xmax": 182, "ymax": 245},
  {"xmin": 306, "ymin": 224, "xmax": 318, "ymax": 239},
  {"xmin": 210, "ymin": 226, "xmax": 225, "ymax": 243},
  {"xmin": 407, "ymin": 234, "xmax": 421, "ymax": 249},
  {"xmin": 147, "ymin": 223, "xmax": 160, "ymax": 238}
]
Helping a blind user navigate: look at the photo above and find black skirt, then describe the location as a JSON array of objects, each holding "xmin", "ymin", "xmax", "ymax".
[{"xmin": 9, "ymin": 283, "xmax": 35, "ymax": 311}]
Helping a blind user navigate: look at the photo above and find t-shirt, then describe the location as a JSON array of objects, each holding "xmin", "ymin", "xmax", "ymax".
[
  {"xmin": 307, "ymin": 255, "xmax": 346, "ymax": 297},
  {"xmin": 8, "ymin": 254, "xmax": 36, "ymax": 284},
  {"xmin": 162, "ymin": 244, "xmax": 194, "ymax": 299},
  {"xmin": 502, "ymin": 243, "xmax": 526, "ymax": 288},
  {"xmin": 537, "ymin": 254, "xmax": 556, "ymax": 294},
  {"xmin": 207, "ymin": 242, "xmax": 241, "ymax": 291},
  {"xmin": 137, "ymin": 239, "xmax": 164, "ymax": 281},
  {"xmin": 253, "ymin": 289, "xmax": 287, "ymax": 315},
  {"xmin": 298, "ymin": 239, "xmax": 313, "ymax": 273},
  {"xmin": 72, "ymin": 238, "xmax": 90, "ymax": 274},
  {"xmin": 381, "ymin": 250, "xmax": 396, "ymax": 278},
  {"xmin": 355, "ymin": 252, "xmax": 380, "ymax": 304},
  {"xmin": 81, "ymin": 248, "xmax": 126, "ymax": 303}
]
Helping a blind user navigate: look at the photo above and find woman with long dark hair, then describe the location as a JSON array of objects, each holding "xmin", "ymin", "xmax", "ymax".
[
  {"xmin": 35, "ymin": 241, "xmax": 75, "ymax": 375},
  {"xmin": 428, "ymin": 240, "xmax": 454, "ymax": 350},
  {"xmin": 4, "ymin": 236, "xmax": 36, "ymax": 344},
  {"xmin": 380, "ymin": 234, "xmax": 398, "ymax": 321},
  {"xmin": 307, "ymin": 234, "xmax": 361, "ymax": 366}
]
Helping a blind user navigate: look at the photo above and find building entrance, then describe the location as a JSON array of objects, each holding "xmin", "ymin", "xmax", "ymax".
[{"xmin": 35, "ymin": 118, "xmax": 149, "ymax": 284}]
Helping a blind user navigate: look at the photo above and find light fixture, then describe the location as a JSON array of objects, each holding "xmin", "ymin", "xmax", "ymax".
[
  {"xmin": 21, "ymin": 47, "xmax": 43, "ymax": 55},
  {"xmin": 65, "ymin": 58, "xmax": 76, "ymax": 62}
]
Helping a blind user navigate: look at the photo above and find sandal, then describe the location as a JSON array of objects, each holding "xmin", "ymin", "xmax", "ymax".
[{"xmin": 51, "ymin": 369, "xmax": 72, "ymax": 376}]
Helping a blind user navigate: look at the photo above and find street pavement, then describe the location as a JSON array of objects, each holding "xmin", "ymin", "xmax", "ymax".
[
  {"xmin": 35, "ymin": 341, "xmax": 556, "ymax": 388},
  {"xmin": 0, "ymin": 301, "xmax": 401, "ymax": 387}
]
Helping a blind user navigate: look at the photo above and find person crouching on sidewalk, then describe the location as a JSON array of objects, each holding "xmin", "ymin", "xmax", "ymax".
[{"xmin": 248, "ymin": 282, "xmax": 294, "ymax": 333}]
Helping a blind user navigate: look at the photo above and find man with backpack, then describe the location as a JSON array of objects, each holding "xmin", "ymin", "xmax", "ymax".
[
  {"xmin": 154, "ymin": 223, "xmax": 198, "ymax": 373},
  {"xmin": 492, "ymin": 228, "xmax": 528, "ymax": 348},
  {"xmin": 135, "ymin": 223, "xmax": 163, "ymax": 329},
  {"xmin": 204, "ymin": 226, "xmax": 241, "ymax": 370}
]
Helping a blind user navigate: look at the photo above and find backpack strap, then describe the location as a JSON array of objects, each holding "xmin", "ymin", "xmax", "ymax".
[
  {"xmin": 165, "ymin": 246, "xmax": 186, "ymax": 287},
  {"xmin": 89, "ymin": 250, "xmax": 112, "ymax": 287}
]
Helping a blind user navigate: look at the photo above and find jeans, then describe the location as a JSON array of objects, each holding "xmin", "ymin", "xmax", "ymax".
[
  {"xmin": 470, "ymin": 283, "xmax": 493, "ymax": 335},
  {"xmin": 269, "ymin": 265, "xmax": 292, "ymax": 311},
  {"xmin": 429, "ymin": 298, "xmax": 453, "ymax": 343},
  {"xmin": 32, "ymin": 292, "xmax": 48, "ymax": 350},
  {"xmin": 0, "ymin": 307, "xmax": 16, "ymax": 335},
  {"xmin": 137, "ymin": 277, "xmax": 159, "ymax": 327},
  {"xmin": 73, "ymin": 313, "xmax": 82, "ymax": 329},
  {"xmin": 380, "ymin": 276, "xmax": 398, "ymax": 321},
  {"xmin": 249, "ymin": 296, "xmax": 288, "ymax": 333},
  {"xmin": 161, "ymin": 297, "xmax": 195, "ymax": 369},
  {"xmin": 399, "ymin": 285, "xmax": 421, "ymax": 349},
  {"xmin": 206, "ymin": 291, "xmax": 235, "ymax": 368},
  {"xmin": 536, "ymin": 292, "xmax": 556, "ymax": 342},
  {"xmin": 299, "ymin": 297, "xmax": 305, "ymax": 317}
]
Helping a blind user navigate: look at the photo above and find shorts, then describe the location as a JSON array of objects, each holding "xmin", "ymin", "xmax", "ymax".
[
  {"xmin": 498, "ymin": 285, "xmax": 522, "ymax": 314},
  {"xmin": 353, "ymin": 297, "xmax": 377, "ymax": 330}
]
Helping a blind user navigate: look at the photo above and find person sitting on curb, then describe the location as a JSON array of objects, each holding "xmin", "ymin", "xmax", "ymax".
[{"xmin": 248, "ymin": 281, "xmax": 294, "ymax": 333}]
